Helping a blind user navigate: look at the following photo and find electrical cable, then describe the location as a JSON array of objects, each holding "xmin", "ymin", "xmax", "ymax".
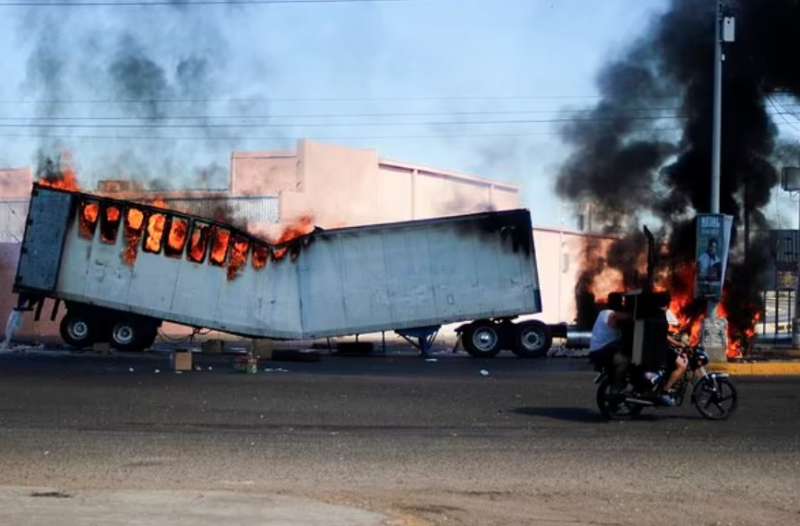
[{"xmin": 0, "ymin": 0, "xmax": 409, "ymax": 7}]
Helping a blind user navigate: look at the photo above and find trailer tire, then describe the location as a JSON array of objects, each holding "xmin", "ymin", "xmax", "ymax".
[
  {"xmin": 60, "ymin": 313, "xmax": 95, "ymax": 349},
  {"xmin": 462, "ymin": 322, "xmax": 502, "ymax": 358},
  {"xmin": 110, "ymin": 319, "xmax": 147, "ymax": 352},
  {"xmin": 512, "ymin": 320, "xmax": 551, "ymax": 358}
]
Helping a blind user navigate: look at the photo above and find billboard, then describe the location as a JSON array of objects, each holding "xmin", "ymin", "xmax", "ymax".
[{"xmin": 695, "ymin": 214, "xmax": 733, "ymax": 300}]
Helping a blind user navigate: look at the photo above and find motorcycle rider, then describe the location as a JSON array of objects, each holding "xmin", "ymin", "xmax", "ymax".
[
  {"xmin": 660, "ymin": 307, "xmax": 690, "ymax": 406},
  {"xmin": 589, "ymin": 293, "xmax": 630, "ymax": 393}
]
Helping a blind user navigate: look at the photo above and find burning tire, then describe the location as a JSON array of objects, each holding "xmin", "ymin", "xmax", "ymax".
[
  {"xmin": 60, "ymin": 312, "xmax": 95, "ymax": 349},
  {"xmin": 511, "ymin": 320, "xmax": 551, "ymax": 358},
  {"xmin": 462, "ymin": 321, "xmax": 502, "ymax": 358}
]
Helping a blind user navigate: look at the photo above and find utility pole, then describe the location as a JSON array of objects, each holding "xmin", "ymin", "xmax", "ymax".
[
  {"xmin": 702, "ymin": 0, "xmax": 732, "ymax": 363},
  {"xmin": 710, "ymin": 0, "xmax": 722, "ymax": 214}
]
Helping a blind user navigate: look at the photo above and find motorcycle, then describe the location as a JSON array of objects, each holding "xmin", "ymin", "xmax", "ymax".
[{"xmin": 593, "ymin": 345, "xmax": 738, "ymax": 420}]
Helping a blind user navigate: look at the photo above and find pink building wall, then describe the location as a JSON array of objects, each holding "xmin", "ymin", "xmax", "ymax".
[
  {"xmin": 531, "ymin": 229, "xmax": 618, "ymax": 325},
  {"xmin": 232, "ymin": 140, "xmax": 522, "ymax": 228},
  {"xmin": 0, "ymin": 168, "xmax": 33, "ymax": 199}
]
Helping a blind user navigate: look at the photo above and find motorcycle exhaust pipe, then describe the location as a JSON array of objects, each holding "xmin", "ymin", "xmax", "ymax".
[
  {"xmin": 565, "ymin": 331, "xmax": 592, "ymax": 349},
  {"xmin": 624, "ymin": 398, "xmax": 654, "ymax": 406}
]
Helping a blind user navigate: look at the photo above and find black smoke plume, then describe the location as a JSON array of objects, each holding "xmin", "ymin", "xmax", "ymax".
[{"xmin": 556, "ymin": 0, "xmax": 800, "ymax": 353}]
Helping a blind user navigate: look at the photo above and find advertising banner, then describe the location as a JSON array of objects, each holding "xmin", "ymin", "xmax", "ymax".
[{"xmin": 695, "ymin": 214, "xmax": 733, "ymax": 300}]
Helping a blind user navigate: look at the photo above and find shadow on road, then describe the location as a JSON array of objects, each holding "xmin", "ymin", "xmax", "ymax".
[
  {"xmin": 512, "ymin": 406, "xmax": 703, "ymax": 423},
  {"xmin": 512, "ymin": 406, "xmax": 606, "ymax": 423}
]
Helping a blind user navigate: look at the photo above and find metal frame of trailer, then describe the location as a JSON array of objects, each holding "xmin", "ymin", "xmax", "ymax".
[{"xmin": 13, "ymin": 184, "xmax": 564, "ymax": 357}]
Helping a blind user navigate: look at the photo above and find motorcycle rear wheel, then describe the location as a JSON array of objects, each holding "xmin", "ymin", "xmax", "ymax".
[
  {"xmin": 596, "ymin": 377, "xmax": 643, "ymax": 420},
  {"xmin": 692, "ymin": 376, "xmax": 737, "ymax": 420}
]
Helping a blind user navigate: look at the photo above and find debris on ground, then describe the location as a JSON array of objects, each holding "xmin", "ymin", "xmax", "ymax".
[
  {"xmin": 172, "ymin": 350, "xmax": 193, "ymax": 372},
  {"xmin": 234, "ymin": 355, "xmax": 259, "ymax": 374},
  {"xmin": 263, "ymin": 368, "xmax": 289, "ymax": 373},
  {"xmin": 480, "ymin": 369, "xmax": 490, "ymax": 377}
]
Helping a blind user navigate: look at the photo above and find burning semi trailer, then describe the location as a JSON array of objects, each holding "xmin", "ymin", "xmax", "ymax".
[{"xmin": 13, "ymin": 184, "xmax": 562, "ymax": 357}]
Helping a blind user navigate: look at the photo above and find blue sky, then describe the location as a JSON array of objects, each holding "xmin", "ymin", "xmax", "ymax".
[{"xmin": 1, "ymin": 0, "xmax": 794, "ymax": 229}]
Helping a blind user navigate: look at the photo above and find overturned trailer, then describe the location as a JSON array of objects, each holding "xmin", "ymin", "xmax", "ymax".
[{"xmin": 14, "ymin": 184, "xmax": 561, "ymax": 357}]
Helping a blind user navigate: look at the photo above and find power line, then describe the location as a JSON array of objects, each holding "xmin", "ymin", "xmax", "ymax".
[
  {"xmin": 0, "ymin": 108, "xmax": 687, "ymax": 121},
  {"xmin": 2, "ymin": 105, "xmax": 798, "ymax": 122},
  {"xmin": 0, "ymin": 115, "xmax": 690, "ymax": 129},
  {"xmin": 0, "ymin": 0, "xmax": 409, "ymax": 6},
  {"xmin": 767, "ymin": 97, "xmax": 800, "ymax": 135},
  {"xmin": 0, "ymin": 127, "xmax": 684, "ymax": 142},
  {"xmin": 0, "ymin": 94, "xmax": 664, "ymax": 104}
]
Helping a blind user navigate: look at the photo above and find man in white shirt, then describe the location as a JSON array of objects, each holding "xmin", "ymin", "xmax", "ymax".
[{"xmin": 589, "ymin": 293, "xmax": 630, "ymax": 392}]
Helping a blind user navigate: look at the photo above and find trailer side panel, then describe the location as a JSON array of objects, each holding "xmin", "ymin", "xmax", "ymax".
[{"xmin": 15, "ymin": 189, "xmax": 72, "ymax": 293}]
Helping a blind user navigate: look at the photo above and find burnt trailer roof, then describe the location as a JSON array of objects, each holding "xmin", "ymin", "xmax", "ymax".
[{"xmin": 28, "ymin": 182, "xmax": 534, "ymax": 254}]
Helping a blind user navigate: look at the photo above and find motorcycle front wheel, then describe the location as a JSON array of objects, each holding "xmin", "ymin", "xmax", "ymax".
[
  {"xmin": 596, "ymin": 377, "xmax": 643, "ymax": 420},
  {"xmin": 692, "ymin": 376, "xmax": 738, "ymax": 420}
]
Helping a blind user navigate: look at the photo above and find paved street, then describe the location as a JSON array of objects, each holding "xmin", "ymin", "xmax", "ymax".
[{"xmin": 0, "ymin": 347, "xmax": 798, "ymax": 525}]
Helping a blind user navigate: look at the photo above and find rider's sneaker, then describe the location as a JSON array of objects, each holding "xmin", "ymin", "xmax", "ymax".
[{"xmin": 658, "ymin": 393, "xmax": 676, "ymax": 406}]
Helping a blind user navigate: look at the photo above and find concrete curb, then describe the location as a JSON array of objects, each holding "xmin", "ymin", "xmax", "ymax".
[{"xmin": 711, "ymin": 362, "xmax": 800, "ymax": 376}]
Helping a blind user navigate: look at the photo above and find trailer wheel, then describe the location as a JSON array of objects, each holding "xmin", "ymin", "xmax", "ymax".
[
  {"xmin": 60, "ymin": 313, "xmax": 95, "ymax": 349},
  {"xmin": 110, "ymin": 319, "xmax": 146, "ymax": 352},
  {"xmin": 512, "ymin": 320, "xmax": 552, "ymax": 358},
  {"xmin": 462, "ymin": 322, "xmax": 502, "ymax": 358}
]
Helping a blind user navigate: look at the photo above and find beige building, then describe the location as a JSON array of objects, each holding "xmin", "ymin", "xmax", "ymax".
[{"xmin": 231, "ymin": 140, "xmax": 519, "ymax": 229}]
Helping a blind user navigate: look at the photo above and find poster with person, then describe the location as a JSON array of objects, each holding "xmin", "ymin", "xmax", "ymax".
[{"xmin": 695, "ymin": 214, "xmax": 733, "ymax": 299}]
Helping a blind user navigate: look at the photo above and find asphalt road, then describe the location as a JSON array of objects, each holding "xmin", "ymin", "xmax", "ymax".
[{"xmin": 0, "ymin": 347, "xmax": 798, "ymax": 525}]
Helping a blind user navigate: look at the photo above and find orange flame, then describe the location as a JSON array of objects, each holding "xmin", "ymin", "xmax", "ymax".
[
  {"xmin": 122, "ymin": 208, "xmax": 145, "ymax": 265},
  {"xmin": 166, "ymin": 218, "xmax": 189, "ymax": 257},
  {"xmin": 39, "ymin": 162, "xmax": 80, "ymax": 192},
  {"xmin": 718, "ymin": 295, "xmax": 760, "ymax": 359},
  {"xmin": 227, "ymin": 237, "xmax": 250, "ymax": 280},
  {"xmin": 145, "ymin": 213, "xmax": 166, "ymax": 253},
  {"xmin": 100, "ymin": 206, "xmax": 121, "ymax": 244},
  {"xmin": 210, "ymin": 227, "xmax": 230, "ymax": 266},
  {"xmin": 272, "ymin": 216, "xmax": 314, "ymax": 261},
  {"xmin": 188, "ymin": 224, "xmax": 209, "ymax": 263},
  {"xmin": 252, "ymin": 244, "xmax": 270, "ymax": 270},
  {"xmin": 657, "ymin": 264, "xmax": 760, "ymax": 360},
  {"xmin": 78, "ymin": 201, "xmax": 99, "ymax": 239},
  {"xmin": 654, "ymin": 264, "xmax": 705, "ymax": 346}
]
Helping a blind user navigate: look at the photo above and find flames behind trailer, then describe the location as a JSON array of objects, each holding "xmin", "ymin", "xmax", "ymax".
[{"xmin": 14, "ymin": 184, "xmax": 558, "ymax": 357}]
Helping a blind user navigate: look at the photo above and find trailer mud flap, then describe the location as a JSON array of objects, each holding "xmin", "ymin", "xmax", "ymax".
[{"xmin": 15, "ymin": 189, "xmax": 73, "ymax": 292}]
